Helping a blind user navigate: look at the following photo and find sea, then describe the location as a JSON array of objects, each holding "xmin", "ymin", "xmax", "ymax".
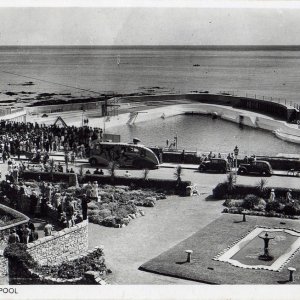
[
  {"xmin": 1, "ymin": 46, "xmax": 300, "ymax": 103},
  {"xmin": 1, "ymin": 45, "xmax": 300, "ymax": 155}
]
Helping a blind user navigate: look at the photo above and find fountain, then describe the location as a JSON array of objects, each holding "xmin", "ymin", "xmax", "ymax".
[{"xmin": 258, "ymin": 232, "xmax": 275, "ymax": 261}]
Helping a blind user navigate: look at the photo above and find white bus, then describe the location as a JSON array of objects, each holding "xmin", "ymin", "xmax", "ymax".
[{"xmin": 89, "ymin": 142, "xmax": 160, "ymax": 169}]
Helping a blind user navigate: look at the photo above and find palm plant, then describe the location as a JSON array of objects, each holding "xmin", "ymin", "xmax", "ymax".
[
  {"xmin": 226, "ymin": 171, "xmax": 235, "ymax": 198},
  {"xmin": 174, "ymin": 165, "xmax": 183, "ymax": 185},
  {"xmin": 108, "ymin": 161, "xmax": 118, "ymax": 184},
  {"xmin": 142, "ymin": 168, "xmax": 150, "ymax": 181},
  {"xmin": 256, "ymin": 178, "xmax": 268, "ymax": 198}
]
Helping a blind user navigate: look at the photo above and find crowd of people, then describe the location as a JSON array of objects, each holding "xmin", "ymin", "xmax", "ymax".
[
  {"xmin": 199, "ymin": 151, "xmax": 258, "ymax": 167},
  {"xmin": 8, "ymin": 221, "xmax": 38, "ymax": 244},
  {"xmin": 0, "ymin": 120, "xmax": 103, "ymax": 161}
]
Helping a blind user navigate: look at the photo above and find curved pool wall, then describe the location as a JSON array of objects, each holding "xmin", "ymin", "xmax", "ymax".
[
  {"xmin": 102, "ymin": 100, "xmax": 300, "ymax": 145},
  {"xmin": 121, "ymin": 93, "xmax": 298, "ymax": 122}
]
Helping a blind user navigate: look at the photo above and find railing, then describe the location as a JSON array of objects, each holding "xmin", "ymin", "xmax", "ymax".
[{"xmin": 219, "ymin": 91, "xmax": 299, "ymax": 110}]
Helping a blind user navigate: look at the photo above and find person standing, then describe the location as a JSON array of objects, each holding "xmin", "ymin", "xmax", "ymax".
[
  {"xmin": 65, "ymin": 199, "xmax": 75, "ymax": 227},
  {"xmin": 269, "ymin": 189, "xmax": 276, "ymax": 202},
  {"xmin": 64, "ymin": 151, "xmax": 69, "ymax": 170},
  {"xmin": 22, "ymin": 224, "xmax": 31, "ymax": 244},
  {"xmin": 286, "ymin": 189, "xmax": 292, "ymax": 203},
  {"xmin": 44, "ymin": 222, "xmax": 53, "ymax": 236},
  {"xmin": 8, "ymin": 229, "xmax": 20, "ymax": 244},
  {"xmin": 29, "ymin": 227, "xmax": 39, "ymax": 243},
  {"xmin": 81, "ymin": 194, "xmax": 88, "ymax": 220}
]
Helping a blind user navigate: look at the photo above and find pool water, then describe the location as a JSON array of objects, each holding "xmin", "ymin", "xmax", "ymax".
[{"xmin": 107, "ymin": 114, "xmax": 300, "ymax": 156}]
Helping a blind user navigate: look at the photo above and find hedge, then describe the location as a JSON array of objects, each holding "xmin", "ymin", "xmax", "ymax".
[
  {"xmin": 162, "ymin": 152, "xmax": 201, "ymax": 164},
  {"xmin": 84, "ymin": 174, "xmax": 191, "ymax": 195},
  {"xmin": 20, "ymin": 171, "xmax": 191, "ymax": 196},
  {"xmin": 213, "ymin": 183, "xmax": 300, "ymax": 200}
]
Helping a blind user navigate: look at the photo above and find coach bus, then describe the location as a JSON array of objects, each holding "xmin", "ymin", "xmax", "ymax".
[{"xmin": 88, "ymin": 142, "xmax": 160, "ymax": 169}]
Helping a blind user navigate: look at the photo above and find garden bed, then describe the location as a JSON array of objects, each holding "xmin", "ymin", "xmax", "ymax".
[
  {"xmin": 87, "ymin": 185, "xmax": 167, "ymax": 228},
  {"xmin": 4, "ymin": 243, "xmax": 110, "ymax": 284},
  {"xmin": 0, "ymin": 204, "xmax": 29, "ymax": 228},
  {"xmin": 21, "ymin": 171, "xmax": 191, "ymax": 196},
  {"xmin": 213, "ymin": 178, "xmax": 300, "ymax": 220}
]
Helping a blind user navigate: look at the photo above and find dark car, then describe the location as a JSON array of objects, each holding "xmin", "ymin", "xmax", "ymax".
[
  {"xmin": 198, "ymin": 158, "xmax": 230, "ymax": 173},
  {"xmin": 237, "ymin": 160, "xmax": 273, "ymax": 176}
]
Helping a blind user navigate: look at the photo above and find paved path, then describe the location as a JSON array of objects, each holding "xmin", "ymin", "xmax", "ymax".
[{"xmin": 88, "ymin": 193, "xmax": 223, "ymax": 284}]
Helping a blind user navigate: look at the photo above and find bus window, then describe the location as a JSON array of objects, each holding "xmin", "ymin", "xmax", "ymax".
[{"xmin": 140, "ymin": 149, "xmax": 146, "ymax": 157}]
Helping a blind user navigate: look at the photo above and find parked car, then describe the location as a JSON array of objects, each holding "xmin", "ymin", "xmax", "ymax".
[
  {"xmin": 237, "ymin": 160, "xmax": 273, "ymax": 176},
  {"xmin": 198, "ymin": 158, "xmax": 230, "ymax": 173}
]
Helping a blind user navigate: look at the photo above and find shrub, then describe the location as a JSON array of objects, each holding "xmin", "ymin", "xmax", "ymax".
[
  {"xmin": 256, "ymin": 178, "xmax": 268, "ymax": 197},
  {"xmin": 102, "ymin": 216, "xmax": 116, "ymax": 227},
  {"xmin": 223, "ymin": 199, "xmax": 243, "ymax": 208},
  {"xmin": 87, "ymin": 202, "xmax": 99, "ymax": 210},
  {"xmin": 88, "ymin": 215, "xmax": 103, "ymax": 224},
  {"xmin": 265, "ymin": 201, "xmax": 281, "ymax": 213},
  {"xmin": 242, "ymin": 194, "xmax": 260, "ymax": 209},
  {"xmin": 213, "ymin": 182, "xmax": 228, "ymax": 199},
  {"xmin": 4, "ymin": 243, "xmax": 37, "ymax": 268},
  {"xmin": 283, "ymin": 204, "xmax": 298, "ymax": 216},
  {"xmin": 97, "ymin": 209, "xmax": 112, "ymax": 219},
  {"xmin": 253, "ymin": 198, "xmax": 267, "ymax": 211},
  {"xmin": 88, "ymin": 209, "xmax": 101, "ymax": 216}
]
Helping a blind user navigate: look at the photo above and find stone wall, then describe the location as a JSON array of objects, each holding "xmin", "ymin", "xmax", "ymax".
[
  {"xmin": 0, "ymin": 253, "xmax": 8, "ymax": 280},
  {"xmin": 26, "ymin": 220, "xmax": 88, "ymax": 266},
  {"xmin": 7, "ymin": 246, "xmax": 107, "ymax": 285}
]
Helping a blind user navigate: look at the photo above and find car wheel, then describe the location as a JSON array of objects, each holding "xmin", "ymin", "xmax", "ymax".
[
  {"xmin": 90, "ymin": 158, "xmax": 97, "ymax": 166},
  {"xmin": 238, "ymin": 168, "xmax": 246, "ymax": 175},
  {"xmin": 199, "ymin": 166, "xmax": 205, "ymax": 172},
  {"xmin": 261, "ymin": 170, "xmax": 270, "ymax": 176}
]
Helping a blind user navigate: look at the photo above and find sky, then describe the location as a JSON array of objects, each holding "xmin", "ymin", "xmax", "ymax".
[{"xmin": 0, "ymin": 2, "xmax": 300, "ymax": 46}]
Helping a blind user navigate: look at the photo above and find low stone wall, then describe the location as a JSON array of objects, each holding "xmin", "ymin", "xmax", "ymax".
[
  {"xmin": 26, "ymin": 220, "xmax": 88, "ymax": 266},
  {"xmin": 7, "ymin": 246, "xmax": 107, "ymax": 285},
  {"xmin": 0, "ymin": 254, "xmax": 7, "ymax": 278}
]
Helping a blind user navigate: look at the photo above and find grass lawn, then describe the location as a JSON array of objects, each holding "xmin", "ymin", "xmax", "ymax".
[{"xmin": 139, "ymin": 213, "xmax": 300, "ymax": 284}]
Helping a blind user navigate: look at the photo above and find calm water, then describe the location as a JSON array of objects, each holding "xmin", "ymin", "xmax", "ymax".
[
  {"xmin": 107, "ymin": 115, "xmax": 300, "ymax": 156},
  {"xmin": 1, "ymin": 46, "xmax": 300, "ymax": 104}
]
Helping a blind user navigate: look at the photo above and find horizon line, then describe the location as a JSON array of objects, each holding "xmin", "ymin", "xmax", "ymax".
[{"xmin": 1, "ymin": 45, "xmax": 300, "ymax": 49}]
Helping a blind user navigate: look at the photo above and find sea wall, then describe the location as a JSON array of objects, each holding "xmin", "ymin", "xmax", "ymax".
[
  {"xmin": 25, "ymin": 100, "xmax": 105, "ymax": 114},
  {"xmin": 26, "ymin": 220, "xmax": 88, "ymax": 266}
]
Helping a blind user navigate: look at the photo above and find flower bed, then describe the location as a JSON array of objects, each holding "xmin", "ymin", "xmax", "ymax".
[
  {"xmin": 35, "ymin": 247, "xmax": 108, "ymax": 279},
  {"xmin": 4, "ymin": 243, "xmax": 110, "ymax": 284},
  {"xmin": 222, "ymin": 193, "xmax": 300, "ymax": 220},
  {"xmin": 0, "ymin": 204, "xmax": 29, "ymax": 228},
  {"xmin": 213, "ymin": 183, "xmax": 300, "ymax": 200},
  {"xmin": 87, "ymin": 185, "xmax": 167, "ymax": 227},
  {"xmin": 213, "ymin": 180, "xmax": 300, "ymax": 220}
]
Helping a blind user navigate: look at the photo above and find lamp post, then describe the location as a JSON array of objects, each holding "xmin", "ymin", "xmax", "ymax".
[
  {"xmin": 81, "ymin": 107, "xmax": 85, "ymax": 127},
  {"xmin": 234, "ymin": 145, "xmax": 239, "ymax": 182},
  {"xmin": 174, "ymin": 133, "xmax": 178, "ymax": 150}
]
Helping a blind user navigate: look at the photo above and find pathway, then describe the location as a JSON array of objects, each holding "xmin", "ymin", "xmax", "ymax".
[{"xmin": 88, "ymin": 193, "xmax": 223, "ymax": 284}]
